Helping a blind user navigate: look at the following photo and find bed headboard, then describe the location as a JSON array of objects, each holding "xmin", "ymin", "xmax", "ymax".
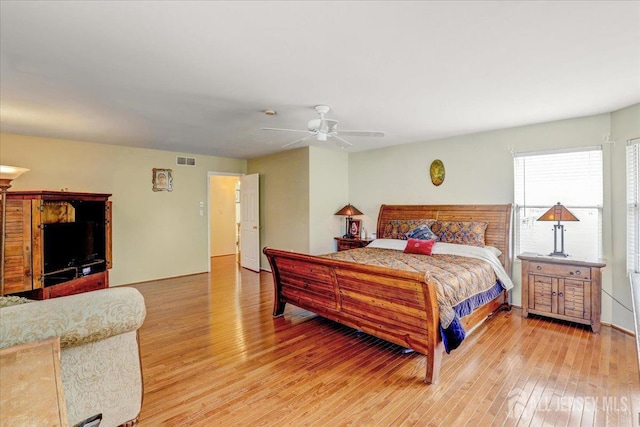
[{"xmin": 376, "ymin": 204, "xmax": 513, "ymax": 274}]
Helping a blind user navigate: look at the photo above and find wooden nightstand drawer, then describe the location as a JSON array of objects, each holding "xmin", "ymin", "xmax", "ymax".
[
  {"xmin": 527, "ymin": 261, "xmax": 591, "ymax": 280},
  {"xmin": 334, "ymin": 237, "xmax": 372, "ymax": 252},
  {"xmin": 338, "ymin": 240, "xmax": 363, "ymax": 251}
]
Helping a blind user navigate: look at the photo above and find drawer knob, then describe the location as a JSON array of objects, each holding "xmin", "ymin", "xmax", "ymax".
[
  {"xmin": 575, "ymin": 270, "xmax": 581, "ymax": 275},
  {"xmin": 558, "ymin": 292, "xmax": 563, "ymax": 297},
  {"xmin": 552, "ymin": 291, "xmax": 557, "ymax": 296},
  {"xmin": 536, "ymin": 266, "xmax": 541, "ymax": 270}
]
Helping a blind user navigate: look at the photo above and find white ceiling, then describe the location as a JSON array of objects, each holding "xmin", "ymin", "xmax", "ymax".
[{"xmin": 1, "ymin": 1, "xmax": 639, "ymax": 160}]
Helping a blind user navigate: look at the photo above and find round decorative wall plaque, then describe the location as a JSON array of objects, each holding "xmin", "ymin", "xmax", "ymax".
[{"xmin": 429, "ymin": 159, "xmax": 445, "ymax": 186}]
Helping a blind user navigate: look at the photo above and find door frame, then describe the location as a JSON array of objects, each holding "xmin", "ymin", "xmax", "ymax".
[{"xmin": 206, "ymin": 171, "xmax": 243, "ymax": 272}]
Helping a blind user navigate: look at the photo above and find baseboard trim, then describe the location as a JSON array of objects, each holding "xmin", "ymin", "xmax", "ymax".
[
  {"xmin": 609, "ymin": 323, "xmax": 634, "ymax": 336},
  {"xmin": 509, "ymin": 304, "xmax": 635, "ymax": 336},
  {"xmin": 122, "ymin": 271, "xmax": 208, "ymax": 287}
]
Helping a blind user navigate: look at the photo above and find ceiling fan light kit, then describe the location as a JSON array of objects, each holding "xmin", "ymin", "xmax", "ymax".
[{"xmin": 260, "ymin": 105, "xmax": 384, "ymax": 148}]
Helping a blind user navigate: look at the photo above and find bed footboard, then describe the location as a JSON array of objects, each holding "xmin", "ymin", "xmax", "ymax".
[{"xmin": 263, "ymin": 247, "xmax": 443, "ymax": 383}]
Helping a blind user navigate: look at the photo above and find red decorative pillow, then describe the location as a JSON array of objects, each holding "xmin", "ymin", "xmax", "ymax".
[{"xmin": 403, "ymin": 238, "xmax": 436, "ymax": 255}]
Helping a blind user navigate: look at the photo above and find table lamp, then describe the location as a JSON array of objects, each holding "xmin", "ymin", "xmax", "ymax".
[
  {"xmin": 536, "ymin": 202, "xmax": 579, "ymax": 257},
  {"xmin": 335, "ymin": 204, "xmax": 363, "ymax": 238}
]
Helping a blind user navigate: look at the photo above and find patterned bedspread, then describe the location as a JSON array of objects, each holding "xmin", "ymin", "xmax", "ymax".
[{"xmin": 320, "ymin": 247, "xmax": 498, "ymax": 330}]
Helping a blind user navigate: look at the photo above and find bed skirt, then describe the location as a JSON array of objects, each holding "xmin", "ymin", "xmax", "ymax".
[{"xmin": 440, "ymin": 281, "xmax": 505, "ymax": 353}]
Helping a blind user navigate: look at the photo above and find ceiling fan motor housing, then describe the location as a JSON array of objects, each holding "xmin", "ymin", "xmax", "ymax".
[
  {"xmin": 308, "ymin": 119, "xmax": 338, "ymax": 133},
  {"xmin": 314, "ymin": 105, "xmax": 331, "ymax": 115}
]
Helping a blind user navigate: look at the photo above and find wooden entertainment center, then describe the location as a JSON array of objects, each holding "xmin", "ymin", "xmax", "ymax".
[{"xmin": 1, "ymin": 191, "xmax": 112, "ymax": 299}]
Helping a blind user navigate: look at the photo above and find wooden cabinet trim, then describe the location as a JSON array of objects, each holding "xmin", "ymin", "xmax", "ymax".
[{"xmin": 106, "ymin": 201, "xmax": 112, "ymax": 269}]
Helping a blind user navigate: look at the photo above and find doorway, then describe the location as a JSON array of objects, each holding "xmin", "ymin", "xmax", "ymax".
[{"xmin": 208, "ymin": 174, "xmax": 241, "ymax": 262}]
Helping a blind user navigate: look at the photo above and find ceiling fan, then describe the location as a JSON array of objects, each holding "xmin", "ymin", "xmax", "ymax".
[{"xmin": 261, "ymin": 105, "xmax": 385, "ymax": 148}]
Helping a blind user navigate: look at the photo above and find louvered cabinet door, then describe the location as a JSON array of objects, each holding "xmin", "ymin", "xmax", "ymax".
[
  {"xmin": 560, "ymin": 279, "xmax": 591, "ymax": 320},
  {"xmin": 528, "ymin": 275, "xmax": 554, "ymax": 314},
  {"xmin": 1, "ymin": 200, "xmax": 35, "ymax": 295},
  {"xmin": 518, "ymin": 252, "xmax": 605, "ymax": 333}
]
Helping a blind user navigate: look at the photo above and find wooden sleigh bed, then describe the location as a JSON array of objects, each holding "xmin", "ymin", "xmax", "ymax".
[{"xmin": 263, "ymin": 204, "xmax": 513, "ymax": 384}]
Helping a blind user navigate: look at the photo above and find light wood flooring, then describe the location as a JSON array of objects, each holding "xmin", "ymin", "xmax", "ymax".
[{"xmin": 131, "ymin": 255, "xmax": 640, "ymax": 426}]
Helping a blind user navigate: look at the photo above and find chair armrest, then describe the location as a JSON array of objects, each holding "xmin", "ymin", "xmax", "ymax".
[{"xmin": 0, "ymin": 287, "xmax": 146, "ymax": 350}]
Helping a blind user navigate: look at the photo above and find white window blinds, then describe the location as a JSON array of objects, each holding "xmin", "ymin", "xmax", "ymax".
[
  {"xmin": 628, "ymin": 139, "xmax": 640, "ymax": 273},
  {"xmin": 514, "ymin": 147, "xmax": 603, "ymax": 260}
]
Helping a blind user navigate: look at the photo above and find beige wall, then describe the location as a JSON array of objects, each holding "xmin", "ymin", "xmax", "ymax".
[
  {"xmin": 248, "ymin": 147, "xmax": 310, "ymax": 268},
  {"xmin": 209, "ymin": 175, "xmax": 240, "ymax": 256},
  {"xmin": 309, "ymin": 146, "xmax": 349, "ymax": 255},
  {"xmin": 0, "ymin": 133, "xmax": 246, "ymax": 286},
  {"xmin": 248, "ymin": 145, "xmax": 349, "ymax": 268},
  {"xmin": 348, "ymin": 111, "xmax": 636, "ymax": 329}
]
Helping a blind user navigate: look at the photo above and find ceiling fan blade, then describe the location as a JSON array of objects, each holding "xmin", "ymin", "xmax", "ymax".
[
  {"xmin": 261, "ymin": 127, "xmax": 309, "ymax": 133},
  {"xmin": 282, "ymin": 134, "xmax": 315, "ymax": 148},
  {"xmin": 337, "ymin": 130, "xmax": 385, "ymax": 137},
  {"xmin": 333, "ymin": 135, "xmax": 353, "ymax": 147}
]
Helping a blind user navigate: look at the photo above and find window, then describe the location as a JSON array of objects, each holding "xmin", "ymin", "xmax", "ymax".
[
  {"xmin": 514, "ymin": 147, "xmax": 603, "ymax": 260},
  {"xmin": 628, "ymin": 138, "xmax": 640, "ymax": 273}
]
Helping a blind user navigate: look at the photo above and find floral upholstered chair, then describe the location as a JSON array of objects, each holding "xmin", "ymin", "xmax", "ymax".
[{"xmin": 0, "ymin": 287, "xmax": 146, "ymax": 427}]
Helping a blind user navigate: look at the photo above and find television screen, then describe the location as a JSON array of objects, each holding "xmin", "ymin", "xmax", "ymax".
[{"xmin": 43, "ymin": 221, "xmax": 105, "ymax": 273}]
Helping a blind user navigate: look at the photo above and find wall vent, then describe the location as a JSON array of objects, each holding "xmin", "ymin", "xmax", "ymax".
[{"xmin": 176, "ymin": 156, "xmax": 196, "ymax": 166}]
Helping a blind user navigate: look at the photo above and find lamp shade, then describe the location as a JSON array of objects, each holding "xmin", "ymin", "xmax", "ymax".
[
  {"xmin": 536, "ymin": 202, "xmax": 579, "ymax": 222},
  {"xmin": 0, "ymin": 165, "xmax": 29, "ymax": 181},
  {"xmin": 335, "ymin": 204, "xmax": 363, "ymax": 217}
]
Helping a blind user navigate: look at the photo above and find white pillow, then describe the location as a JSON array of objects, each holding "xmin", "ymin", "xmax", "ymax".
[
  {"xmin": 485, "ymin": 245, "xmax": 503, "ymax": 257},
  {"xmin": 367, "ymin": 239, "xmax": 407, "ymax": 251},
  {"xmin": 368, "ymin": 239, "xmax": 502, "ymax": 257}
]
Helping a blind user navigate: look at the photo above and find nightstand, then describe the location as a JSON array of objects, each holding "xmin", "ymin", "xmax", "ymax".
[
  {"xmin": 518, "ymin": 252, "xmax": 606, "ymax": 333},
  {"xmin": 334, "ymin": 237, "xmax": 373, "ymax": 251}
]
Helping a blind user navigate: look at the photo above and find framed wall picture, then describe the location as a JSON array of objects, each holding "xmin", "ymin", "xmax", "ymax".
[
  {"xmin": 429, "ymin": 159, "xmax": 445, "ymax": 186},
  {"xmin": 350, "ymin": 219, "xmax": 361, "ymax": 238},
  {"xmin": 152, "ymin": 168, "xmax": 173, "ymax": 192}
]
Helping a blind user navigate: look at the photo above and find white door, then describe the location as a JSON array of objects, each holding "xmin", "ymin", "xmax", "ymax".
[{"xmin": 240, "ymin": 173, "xmax": 260, "ymax": 272}]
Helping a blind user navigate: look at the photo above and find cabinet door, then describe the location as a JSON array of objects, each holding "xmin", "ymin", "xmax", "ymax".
[
  {"xmin": 561, "ymin": 279, "xmax": 590, "ymax": 320},
  {"xmin": 529, "ymin": 275, "xmax": 554, "ymax": 314},
  {"xmin": 2, "ymin": 200, "xmax": 33, "ymax": 294}
]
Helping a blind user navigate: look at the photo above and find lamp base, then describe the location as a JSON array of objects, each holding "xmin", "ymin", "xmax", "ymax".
[
  {"xmin": 548, "ymin": 251, "xmax": 569, "ymax": 257},
  {"xmin": 343, "ymin": 216, "xmax": 354, "ymax": 239},
  {"xmin": 548, "ymin": 223, "xmax": 569, "ymax": 257}
]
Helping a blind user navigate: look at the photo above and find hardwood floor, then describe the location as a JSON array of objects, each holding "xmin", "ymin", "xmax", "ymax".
[{"xmin": 131, "ymin": 255, "xmax": 640, "ymax": 426}]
